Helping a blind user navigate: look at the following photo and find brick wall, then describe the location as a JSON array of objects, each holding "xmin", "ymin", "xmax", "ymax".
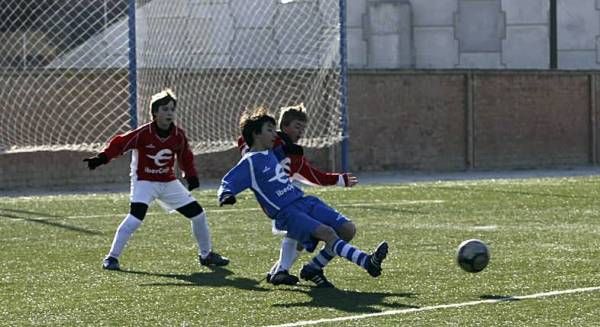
[
  {"xmin": 2, "ymin": 71, "xmax": 599, "ymax": 191},
  {"xmin": 473, "ymin": 73, "xmax": 591, "ymax": 168},
  {"xmin": 348, "ymin": 72, "xmax": 466, "ymax": 170}
]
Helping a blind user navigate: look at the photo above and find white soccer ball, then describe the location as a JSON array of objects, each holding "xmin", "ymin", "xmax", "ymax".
[{"xmin": 456, "ymin": 239, "xmax": 490, "ymax": 273}]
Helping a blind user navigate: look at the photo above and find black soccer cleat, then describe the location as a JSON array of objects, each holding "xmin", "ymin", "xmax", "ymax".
[
  {"xmin": 365, "ymin": 241, "xmax": 388, "ymax": 277},
  {"xmin": 199, "ymin": 252, "xmax": 230, "ymax": 267},
  {"xmin": 299, "ymin": 264, "xmax": 335, "ymax": 288},
  {"xmin": 102, "ymin": 256, "xmax": 120, "ymax": 271},
  {"xmin": 268, "ymin": 270, "xmax": 299, "ymax": 286}
]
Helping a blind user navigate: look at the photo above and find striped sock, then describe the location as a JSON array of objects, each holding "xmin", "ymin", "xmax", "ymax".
[
  {"xmin": 331, "ymin": 239, "xmax": 368, "ymax": 268},
  {"xmin": 308, "ymin": 247, "xmax": 336, "ymax": 270}
]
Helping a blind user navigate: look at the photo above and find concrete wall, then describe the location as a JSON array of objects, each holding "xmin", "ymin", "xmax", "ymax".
[
  {"xmin": 3, "ymin": 70, "xmax": 600, "ymax": 191},
  {"xmin": 557, "ymin": 0, "xmax": 600, "ymax": 69},
  {"xmin": 51, "ymin": 0, "xmax": 341, "ymax": 69},
  {"xmin": 349, "ymin": 0, "xmax": 548, "ymax": 69},
  {"xmin": 45, "ymin": 0, "xmax": 600, "ymax": 70},
  {"xmin": 348, "ymin": 0, "xmax": 600, "ymax": 69},
  {"xmin": 9, "ymin": 0, "xmax": 600, "ymax": 70}
]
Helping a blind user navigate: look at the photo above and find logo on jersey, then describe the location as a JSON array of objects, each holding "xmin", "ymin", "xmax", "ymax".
[
  {"xmin": 275, "ymin": 184, "xmax": 295, "ymax": 197},
  {"xmin": 268, "ymin": 163, "xmax": 289, "ymax": 184},
  {"xmin": 280, "ymin": 157, "xmax": 291, "ymax": 175},
  {"xmin": 147, "ymin": 149, "xmax": 173, "ymax": 167}
]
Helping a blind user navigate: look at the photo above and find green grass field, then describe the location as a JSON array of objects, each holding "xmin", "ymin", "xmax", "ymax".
[{"xmin": 2, "ymin": 176, "xmax": 600, "ymax": 326}]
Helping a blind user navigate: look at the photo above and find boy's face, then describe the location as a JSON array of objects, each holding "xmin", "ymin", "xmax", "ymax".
[
  {"xmin": 282, "ymin": 119, "xmax": 306, "ymax": 143},
  {"xmin": 154, "ymin": 100, "xmax": 175, "ymax": 129},
  {"xmin": 253, "ymin": 121, "xmax": 277, "ymax": 150}
]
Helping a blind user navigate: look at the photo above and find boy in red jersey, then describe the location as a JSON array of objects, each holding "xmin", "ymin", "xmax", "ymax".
[
  {"xmin": 238, "ymin": 105, "xmax": 358, "ymax": 287},
  {"xmin": 84, "ymin": 89, "xmax": 229, "ymax": 270}
]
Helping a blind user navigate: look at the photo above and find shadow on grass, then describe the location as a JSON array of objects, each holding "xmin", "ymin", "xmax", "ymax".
[
  {"xmin": 480, "ymin": 294, "xmax": 520, "ymax": 302},
  {"xmin": 120, "ymin": 266, "xmax": 269, "ymax": 292},
  {"xmin": 273, "ymin": 287, "xmax": 418, "ymax": 313},
  {"xmin": 0, "ymin": 207, "xmax": 102, "ymax": 235}
]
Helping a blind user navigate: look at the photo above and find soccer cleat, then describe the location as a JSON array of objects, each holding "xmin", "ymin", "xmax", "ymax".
[
  {"xmin": 299, "ymin": 264, "xmax": 335, "ymax": 288},
  {"xmin": 365, "ymin": 241, "xmax": 388, "ymax": 277},
  {"xmin": 268, "ymin": 270, "xmax": 299, "ymax": 286},
  {"xmin": 102, "ymin": 256, "xmax": 120, "ymax": 271},
  {"xmin": 199, "ymin": 252, "xmax": 230, "ymax": 267}
]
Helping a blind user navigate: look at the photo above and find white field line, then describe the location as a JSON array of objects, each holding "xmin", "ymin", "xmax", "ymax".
[
  {"xmin": 341, "ymin": 200, "xmax": 445, "ymax": 206},
  {"xmin": 0, "ymin": 200, "xmax": 445, "ymax": 222},
  {"xmin": 264, "ymin": 286, "xmax": 600, "ymax": 327}
]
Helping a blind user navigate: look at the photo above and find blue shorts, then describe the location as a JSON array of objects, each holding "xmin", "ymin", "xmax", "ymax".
[{"xmin": 274, "ymin": 195, "xmax": 351, "ymax": 252}]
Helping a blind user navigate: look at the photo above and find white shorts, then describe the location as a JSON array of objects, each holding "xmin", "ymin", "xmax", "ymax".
[{"xmin": 130, "ymin": 179, "xmax": 195, "ymax": 212}]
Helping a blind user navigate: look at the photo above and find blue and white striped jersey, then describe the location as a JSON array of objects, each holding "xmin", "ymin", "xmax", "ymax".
[{"xmin": 218, "ymin": 148, "xmax": 304, "ymax": 218}]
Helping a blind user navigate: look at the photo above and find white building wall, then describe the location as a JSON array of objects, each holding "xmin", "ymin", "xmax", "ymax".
[{"xmin": 49, "ymin": 0, "xmax": 600, "ymax": 70}]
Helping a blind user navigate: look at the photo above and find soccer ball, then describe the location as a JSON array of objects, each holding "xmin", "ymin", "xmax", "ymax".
[{"xmin": 456, "ymin": 239, "xmax": 490, "ymax": 273}]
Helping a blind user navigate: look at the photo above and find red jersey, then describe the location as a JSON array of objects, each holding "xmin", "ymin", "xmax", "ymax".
[
  {"xmin": 102, "ymin": 122, "xmax": 197, "ymax": 182},
  {"xmin": 237, "ymin": 132, "xmax": 346, "ymax": 187}
]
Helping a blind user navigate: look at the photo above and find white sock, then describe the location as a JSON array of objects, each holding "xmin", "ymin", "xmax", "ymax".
[
  {"xmin": 108, "ymin": 214, "xmax": 142, "ymax": 258},
  {"xmin": 276, "ymin": 237, "xmax": 300, "ymax": 273},
  {"xmin": 191, "ymin": 212, "xmax": 212, "ymax": 259}
]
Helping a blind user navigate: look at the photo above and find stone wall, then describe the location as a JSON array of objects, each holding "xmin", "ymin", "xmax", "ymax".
[{"xmin": 349, "ymin": 0, "xmax": 600, "ymax": 69}]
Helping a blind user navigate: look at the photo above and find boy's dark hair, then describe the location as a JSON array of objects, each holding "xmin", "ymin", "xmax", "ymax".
[
  {"xmin": 150, "ymin": 88, "xmax": 177, "ymax": 118},
  {"xmin": 278, "ymin": 103, "xmax": 307, "ymax": 130},
  {"xmin": 240, "ymin": 106, "xmax": 276, "ymax": 147}
]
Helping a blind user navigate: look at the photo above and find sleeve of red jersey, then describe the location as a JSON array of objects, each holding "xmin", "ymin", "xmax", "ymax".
[
  {"xmin": 290, "ymin": 154, "xmax": 344, "ymax": 187},
  {"xmin": 177, "ymin": 132, "xmax": 198, "ymax": 178},
  {"xmin": 102, "ymin": 129, "xmax": 140, "ymax": 161}
]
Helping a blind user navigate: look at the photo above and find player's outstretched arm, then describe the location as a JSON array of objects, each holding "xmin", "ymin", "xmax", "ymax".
[
  {"xmin": 85, "ymin": 127, "xmax": 145, "ymax": 170},
  {"xmin": 83, "ymin": 153, "xmax": 108, "ymax": 170},
  {"xmin": 217, "ymin": 158, "xmax": 251, "ymax": 206},
  {"xmin": 293, "ymin": 155, "xmax": 358, "ymax": 187}
]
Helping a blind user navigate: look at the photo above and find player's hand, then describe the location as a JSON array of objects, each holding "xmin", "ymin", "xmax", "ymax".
[
  {"xmin": 343, "ymin": 173, "xmax": 358, "ymax": 187},
  {"xmin": 186, "ymin": 176, "xmax": 199, "ymax": 191},
  {"xmin": 83, "ymin": 153, "xmax": 108, "ymax": 170},
  {"xmin": 219, "ymin": 194, "xmax": 237, "ymax": 207}
]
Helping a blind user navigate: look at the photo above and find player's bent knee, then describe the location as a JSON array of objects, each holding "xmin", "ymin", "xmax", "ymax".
[
  {"xmin": 130, "ymin": 202, "xmax": 149, "ymax": 220},
  {"xmin": 337, "ymin": 222, "xmax": 356, "ymax": 241},
  {"xmin": 176, "ymin": 201, "xmax": 204, "ymax": 218},
  {"xmin": 312, "ymin": 225, "xmax": 338, "ymax": 243}
]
